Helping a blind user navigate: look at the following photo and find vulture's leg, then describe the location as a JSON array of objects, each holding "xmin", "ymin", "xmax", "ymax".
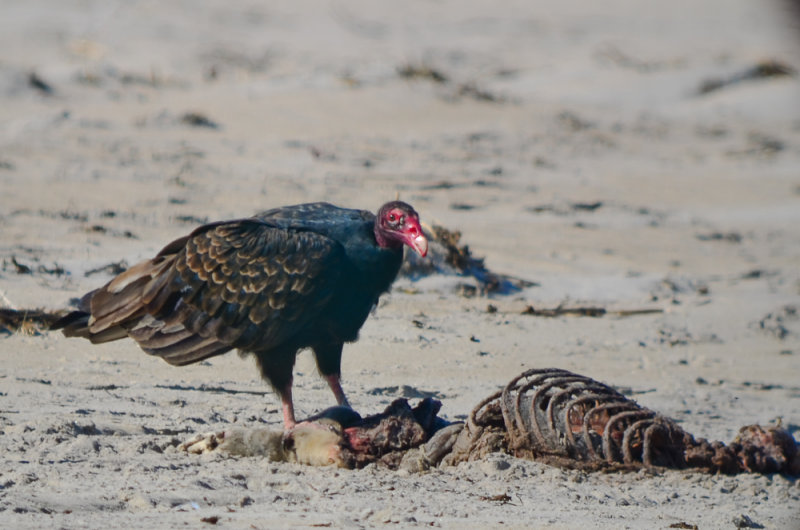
[
  {"xmin": 313, "ymin": 343, "xmax": 351, "ymax": 408},
  {"xmin": 280, "ymin": 381, "xmax": 297, "ymax": 430},
  {"xmin": 324, "ymin": 374, "xmax": 351, "ymax": 408},
  {"xmin": 254, "ymin": 347, "xmax": 298, "ymax": 430}
]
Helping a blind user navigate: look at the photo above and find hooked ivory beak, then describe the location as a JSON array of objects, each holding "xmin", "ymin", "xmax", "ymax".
[{"xmin": 410, "ymin": 233, "xmax": 428, "ymax": 257}]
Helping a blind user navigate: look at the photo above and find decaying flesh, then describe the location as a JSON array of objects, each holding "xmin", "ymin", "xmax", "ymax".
[{"xmin": 182, "ymin": 368, "xmax": 799, "ymax": 475}]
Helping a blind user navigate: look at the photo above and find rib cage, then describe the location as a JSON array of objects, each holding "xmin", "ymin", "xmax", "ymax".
[{"xmin": 469, "ymin": 368, "xmax": 690, "ymax": 468}]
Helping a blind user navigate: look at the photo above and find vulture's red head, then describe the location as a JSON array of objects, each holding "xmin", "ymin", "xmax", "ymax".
[{"xmin": 375, "ymin": 201, "xmax": 428, "ymax": 257}]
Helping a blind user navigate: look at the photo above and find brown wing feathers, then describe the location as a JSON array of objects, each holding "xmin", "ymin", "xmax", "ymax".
[
  {"xmin": 54, "ymin": 219, "xmax": 345, "ymax": 367},
  {"xmin": 87, "ymin": 256, "xmax": 177, "ymax": 332}
]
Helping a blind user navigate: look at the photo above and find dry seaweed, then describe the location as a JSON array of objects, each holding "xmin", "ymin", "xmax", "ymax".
[
  {"xmin": 4, "ymin": 256, "xmax": 66, "ymax": 276},
  {"xmin": 0, "ymin": 308, "xmax": 67, "ymax": 336},
  {"xmin": 401, "ymin": 224, "xmax": 537, "ymax": 295},
  {"xmin": 521, "ymin": 305, "xmax": 662, "ymax": 318},
  {"xmin": 180, "ymin": 112, "xmax": 220, "ymax": 129},
  {"xmin": 28, "ymin": 71, "xmax": 54, "ymax": 95},
  {"xmin": 84, "ymin": 261, "xmax": 128, "ymax": 277},
  {"xmin": 698, "ymin": 60, "xmax": 794, "ymax": 95}
]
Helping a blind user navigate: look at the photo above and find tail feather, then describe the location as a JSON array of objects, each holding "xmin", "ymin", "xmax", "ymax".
[
  {"xmin": 50, "ymin": 289, "xmax": 96, "ymax": 336},
  {"xmin": 50, "ymin": 309, "xmax": 130, "ymax": 343},
  {"xmin": 50, "ymin": 310, "xmax": 91, "ymax": 337},
  {"xmin": 88, "ymin": 258, "xmax": 175, "ymax": 333}
]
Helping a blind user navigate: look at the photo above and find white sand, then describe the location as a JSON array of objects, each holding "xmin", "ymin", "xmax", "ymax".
[{"xmin": 1, "ymin": 0, "xmax": 799, "ymax": 527}]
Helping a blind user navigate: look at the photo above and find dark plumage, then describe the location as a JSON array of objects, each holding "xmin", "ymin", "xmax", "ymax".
[{"xmin": 52, "ymin": 201, "xmax": 428, "ymax": 429}]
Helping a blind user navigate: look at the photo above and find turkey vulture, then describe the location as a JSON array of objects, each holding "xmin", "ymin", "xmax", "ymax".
[{"xmin": 52, "ymin": 201, "xmax": 428, "ymax": 429}]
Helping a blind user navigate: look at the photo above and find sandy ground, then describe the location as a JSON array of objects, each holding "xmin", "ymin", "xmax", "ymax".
[{"xmin": 2, "ymin": 0, "xmax": 800, "ymax": 528}]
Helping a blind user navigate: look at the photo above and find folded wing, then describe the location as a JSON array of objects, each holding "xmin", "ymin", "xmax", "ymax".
[{"xmin": 56, "ymin": 219, "xmax": 345, "ymax": 366}]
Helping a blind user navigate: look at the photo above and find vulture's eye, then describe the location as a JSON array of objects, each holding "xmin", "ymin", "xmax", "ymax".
[{"xmin": 388, "ymin": 213, "xmax": 397, "ymax": 222}]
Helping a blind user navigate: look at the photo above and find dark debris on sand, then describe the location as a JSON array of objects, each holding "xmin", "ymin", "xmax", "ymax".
[
  {"xmin": 401, "ymin": 224, "xmax": 537, "ymax": 295},
  {"xmin": 698, "ymin": 60, "xmax": 795, "ymax": 95},
  {"xmin": 0, "ymin": 308, "xmax": 67, "ymax": 336}
]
